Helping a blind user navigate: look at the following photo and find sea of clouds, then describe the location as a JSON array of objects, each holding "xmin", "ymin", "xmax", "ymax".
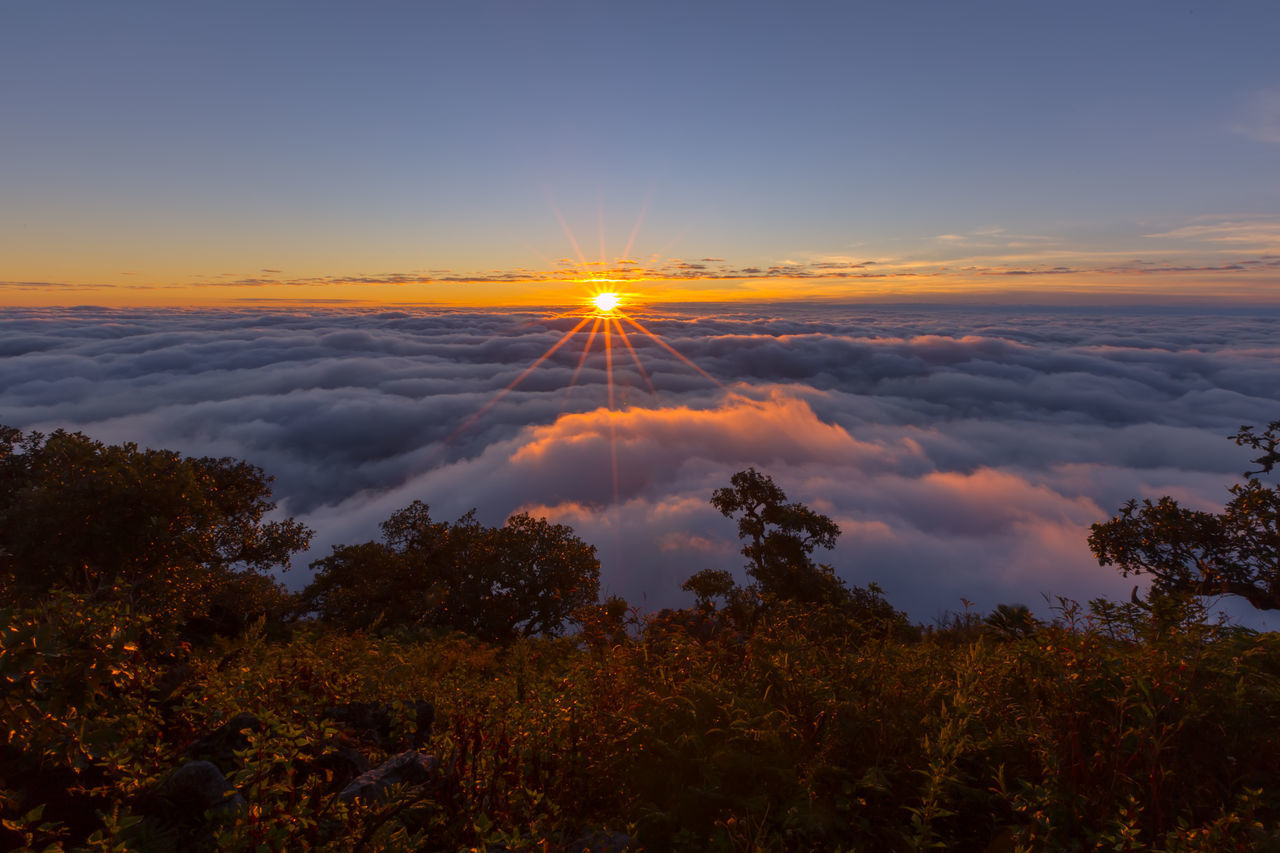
[{"xmin": 3, "ymin": 303, "xmax": 1278, "ymax": 625}]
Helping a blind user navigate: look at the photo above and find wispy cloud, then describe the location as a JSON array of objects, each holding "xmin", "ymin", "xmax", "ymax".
[
  {"xmin": 0, "ymin": 281, "xmax": 120, "ymax": 291},
  {"xmin": 9, "ymin": 215, "xmax": 1280, "ymax": 307},
  {"xmin": 929, "ymin": 228, "xmax": 1055, "ymax": 250},
  {"xmin": 1145, "ymin": 217, "xmax": 1280, "ymax": 251},
  {"xmin": 163, "ymin": 242, "xmax": 1280, "ymax": 294}
]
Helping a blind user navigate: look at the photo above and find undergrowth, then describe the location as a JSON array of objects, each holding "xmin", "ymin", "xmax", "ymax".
[{"xmin": 4, "ymin": 593, "xmax": 1280, "ymax": 851}]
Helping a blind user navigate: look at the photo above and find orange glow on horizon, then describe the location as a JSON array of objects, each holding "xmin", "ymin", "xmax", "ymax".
[{"xmin": 8, "ymin": 267, "xmax": 1280, "ymax": 308}]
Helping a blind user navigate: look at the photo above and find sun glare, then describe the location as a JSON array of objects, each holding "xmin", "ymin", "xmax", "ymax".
[
  {"xmin": 436, "ymin": 269, "xmax": 733, "ymax": 514},
  {"xmin": 592, "ymin": 292, "xmax": 621, "ymax": 313},
  {"xmin": 438, "ymin": 214, "xmax": 728, "ymax": 509}
]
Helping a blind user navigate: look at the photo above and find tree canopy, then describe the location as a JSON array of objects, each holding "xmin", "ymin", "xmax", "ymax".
[
  {"xmin": 0, "ymin": 425, "xmax": 310, "ymax": 625},
  {"xmin": 302, "ymin": 500, "xmax": 600, "ymax": 641},
  {"xmin": 1090, "ymin": 420, "xmax": 1280, "ymax": 610},
  {"xmin": 709, "ymin": 467, "xmax": 845, "ymax": 604}
]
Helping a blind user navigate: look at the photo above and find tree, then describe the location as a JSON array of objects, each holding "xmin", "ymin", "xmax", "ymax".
[
  {"xmin": 0, "ymin": 426, "xmax": 310, "ymax": 626},
  {"xmin": 494, "ymin": 512, "xmax": 601, "ymax": 638},
  {"xmin": 303, "ymin": 500, "xmax": 600, "ymax": 642},
  {"xmin": 709, "ymin": 468, "xmax": 845, "ymax": 604},
  {"xmin": 681, "ymin": 569, "xmax": 739, "ymax": 610},
  {"xmin": 982, "ymin": 603, "xmax": 1039, "ymax": 640},
  {"xmin": 1089, "ymin": 420, "xmax": 1280, "ymax": 610},
  {"xmin": 573, "ymin": 594, "xmax": 634, "ymax": 648}
]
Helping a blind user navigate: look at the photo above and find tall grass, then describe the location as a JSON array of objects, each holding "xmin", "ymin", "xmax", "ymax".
[{"xmin": 4, "ymin": 594, "xmax": 1280, "ymax": 850}]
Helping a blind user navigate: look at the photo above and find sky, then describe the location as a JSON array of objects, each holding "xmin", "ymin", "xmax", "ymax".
[
  {"xmin": 3, "ymin": 0, "xmax": 1279, "ymax": 306},
  {"xmin": 3, "ymin": 3, "xmax": 1280, "ymax": 624}
]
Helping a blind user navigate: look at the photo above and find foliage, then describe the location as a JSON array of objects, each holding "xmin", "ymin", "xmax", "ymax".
[
  {"xmin": 693, "ymin": 472, "xmax": 913, "ymax": 644},
  {"xmin": 679, "ymin": 568, "xmax": 759, "ymax": 627},
  {"xmin": 8, "ymin": 588, "xmax": 1280, "ymax": 850},
  {"xmin": 709, "ymin": 468, "xmax": 845, "ymax": 605},
  {"xmin": 7, "ymin": 436, "xmax": 1280, "ymax": 850},
  {"xmin": 680, "ymin": 568, "xmax": 739, "ymax": 610},
  {"xmin": 302, "ymin": 501, "xmax": 600, "ymax": 642},
  {"xmin": 983, "ymin": 603, "xmax": 1039, "ymax": 640},
  {"xmin": 1, "ymin": 589, "xmax": 169, "ymax": 850},
  {"xmin": 0, "ymin": 425, "xmax": 310, "ymax": 628},
  {"xmin": 1235, "ymin": 419, "xmax": 1280, "ymax": 476},
  {"xmin": 573, "ymin": 594, "xmax": 636, "ymax": 649},
  {"xmin": 1090, "ymin": 420, "xmax": 1280, "ymax": 610}
]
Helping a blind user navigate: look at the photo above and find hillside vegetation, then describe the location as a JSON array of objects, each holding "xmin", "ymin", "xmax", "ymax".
[{"xmin": 3, "ymin": 424, "xmax": 1280, "ymax": 852}]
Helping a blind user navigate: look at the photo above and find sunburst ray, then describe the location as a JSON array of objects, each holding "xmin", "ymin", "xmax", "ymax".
[
  {"xmin": 611, "ymin": 317, "xmax": 658, "ymax": 396},
  {"xmin": 440, "ymin": 315, "xmax": 591, "ymax": 446}
]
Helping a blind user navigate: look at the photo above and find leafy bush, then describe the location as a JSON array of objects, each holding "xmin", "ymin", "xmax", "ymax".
[
  {"xmin": 0, "ymin": 426, "xmax": 309, "ymax": 630},
  {"xmin": 1091, "ymin": 420, "xmax": 1280, "ymax": 610},
  {"xmin": 302, "ymin": 502, "xmax": 600, "ymax": 642},
  {"xmin": 6, "ymin": 436, "xmax": 1280, "ymax": 850}
]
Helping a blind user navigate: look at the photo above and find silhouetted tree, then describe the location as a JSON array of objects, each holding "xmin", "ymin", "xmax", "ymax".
[
  {"xmin": 0, "ymin": 425, "xmax": 309, "ymax": 627},
  {"xmin": 1090, "ymin": 420, "xmax": 1280, "ymax": 610},
  {"xmin": 573, "ymin": 594, "xmax": 634, "ymax": 648},
  {"xmin": 681, "ymin": 569, "xmax": 739, "ymax": 610},
  {"xmin": 983, "ymin": 603, "xmax": 1039, "ymax": 639},
  {"xmin": 303, "ymin": 500, "xmax": 599, "ymax": 641},
  {"xmin": 1236, "ymin": 419, "xmax": 1280, "ymax": 476},
  {"xmin": 710, "ymin": 468, "xmax": 844, "ymax": 604}
]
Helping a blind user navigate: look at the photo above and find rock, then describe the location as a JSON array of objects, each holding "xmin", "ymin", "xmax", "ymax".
[
  {"xmin": 184, "ymin": 712, "xmax": 263, "ymax": 773},
  {"xmin": 155, "ymin": 760, "xmax": 245, "ymax": 816},
  {"xmin": 337, "ymin": 751, "xmax": 437, "ymax": 803}
]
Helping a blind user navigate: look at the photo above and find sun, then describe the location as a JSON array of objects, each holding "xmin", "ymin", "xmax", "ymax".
[
  {"xmin": 439, "ymin": 285, "xmax": 727, "ymax": 508},
  {"xmin": 592, "ymin": 292, "xmax": 622, "ymax": 313}
]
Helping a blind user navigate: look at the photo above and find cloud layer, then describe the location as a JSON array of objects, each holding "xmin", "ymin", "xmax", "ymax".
[{"xmin": 3, "ymin": 303, "xmax": 1278, "ymax": 624}]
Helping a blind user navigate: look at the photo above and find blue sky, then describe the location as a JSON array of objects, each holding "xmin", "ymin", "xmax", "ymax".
[{"xmin": 3, "ymin": 1, "xmax": 1279, "ymax": 302}]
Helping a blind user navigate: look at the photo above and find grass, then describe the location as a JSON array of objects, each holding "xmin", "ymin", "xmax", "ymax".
[{"xmin": 5, "ymin": 592, "xmax": 1280, "ymax": 851}]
